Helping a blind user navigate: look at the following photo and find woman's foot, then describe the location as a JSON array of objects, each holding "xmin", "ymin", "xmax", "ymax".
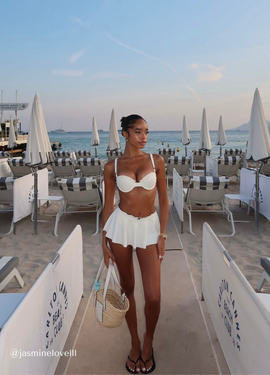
[
  {"xmin": 141, "ymin": 335, "xmax": 155, "ymax": 373},
  {"xmin": 126, "ymin": 341, "xmax": 141, "ymax": 373}
]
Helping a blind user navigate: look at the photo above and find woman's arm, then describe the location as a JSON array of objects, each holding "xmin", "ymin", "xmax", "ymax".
[
  {"xmin": 155, "ymin": 155, "xmax": 169, "ymax": 260},
  {"xmin": 102, "ymin": 161, "xmax": 116, "ymax": 267}
]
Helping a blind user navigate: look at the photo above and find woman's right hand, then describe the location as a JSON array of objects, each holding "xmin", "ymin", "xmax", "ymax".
[{"xmin": 102, "ymin": 240, "xmax": 115, "ymax": 268}]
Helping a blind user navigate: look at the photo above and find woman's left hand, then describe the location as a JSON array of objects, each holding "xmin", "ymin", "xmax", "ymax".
[{"xmin": 157, "ymin": 236, "xmax": 165, "ymax": 262}]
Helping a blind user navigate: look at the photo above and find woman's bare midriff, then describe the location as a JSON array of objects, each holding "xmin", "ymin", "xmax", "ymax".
[{"xmin": 118, "ymin": 187, "xmax": 156, "ymax": 218}]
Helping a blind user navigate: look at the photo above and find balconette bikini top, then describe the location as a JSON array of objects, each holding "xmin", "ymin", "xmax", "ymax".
[{"xmin": 115, "ymin": 154, "xmax": 157, "ymax": 193}]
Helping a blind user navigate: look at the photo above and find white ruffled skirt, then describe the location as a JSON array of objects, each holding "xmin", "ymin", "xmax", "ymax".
[{"xmin": 104, "ymin": 207, "xmax": 160, "ymax": 249}]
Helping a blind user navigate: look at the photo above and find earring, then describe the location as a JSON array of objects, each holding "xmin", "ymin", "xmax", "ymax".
[{"xmin": 125, "ymin": 138, "xmax": 128, "ymax": 142}]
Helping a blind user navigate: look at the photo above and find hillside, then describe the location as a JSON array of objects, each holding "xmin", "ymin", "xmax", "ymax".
[{"xmin": 233, "ymin": 120, "xmax": 270, "ymax": 131}]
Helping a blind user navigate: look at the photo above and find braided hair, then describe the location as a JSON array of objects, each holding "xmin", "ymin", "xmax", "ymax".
[{"xmin": 120, "ymin": 114, "xmax": 146, "ymax": 136}]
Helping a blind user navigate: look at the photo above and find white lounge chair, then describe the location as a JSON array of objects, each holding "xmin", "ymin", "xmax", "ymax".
[
  {"xmin": 55, "ymin": 177, "xmax": 103, "ymax": 236},
  {"xmin": 166, "ymin": 156, "xmax": 191, "ymax": 187},
  {"xmin": 74, "ymin": 150, "xmax": 92, "ymax": 160},
  {"xmin": 257, "ymin": 258, "xmax": 270, "ymax": 292},
  {"xmin": 260, "ymin": 158, "xmax": 270, "ymax": 176},
  {"xmin": 51, "ymin": 158, "xmax": 80, "ymax": 184},
  {"xmin": 183, "ymin": 176, "xmax": 235, "ymax": 236},
  {"xmin": 7, "ymin": 159, "xmax": 33, "ymax": 178},
  {"xmin": 53, "ymin": 151, "xmax": 71, "ymax": 159},
  {"xmin": 224, "ymin": 148, "xmax": 242, "ymax": 157},
  {"xmin": 217, "ymin": 156, "xmax": 241, "ymax": 177},
  {"xmin": 0, "ymin": 256, "xmax": 24, "ymax": 292},
  {"xmin": 158, "ymin": 148, "xmax": 175, "ymax": 164},
  {"xmin": 77, "ymin": 157, "xmax": 103, "ymax": 183},
  {"xmin": 192, "ymin": 149, "xmax": 210, "ymax": 165},
  {"xmin": 106, "ymin": 150, "xmax": 123, "ymax": 161},
  {"xmin": 0, "ymin": 177, "xmax": 16, "ymax": 233}
]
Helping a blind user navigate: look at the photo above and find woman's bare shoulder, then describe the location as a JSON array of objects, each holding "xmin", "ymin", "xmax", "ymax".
[
  {"xmin": 152, "ymin": 153, "xmax": 165, "ymax": 168},
  {"xmin": 104, "ymin": 160, "xmax": 115, "ymax": 176}
]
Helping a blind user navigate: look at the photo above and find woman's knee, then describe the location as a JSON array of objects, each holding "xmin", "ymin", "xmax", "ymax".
[
  {"xmin": 145, "ymin": 293, "xmax": 161, "ymax": 309},
  {"xmin": 121, "ymin": 281, "xmax": 135, "ymax": 297}
]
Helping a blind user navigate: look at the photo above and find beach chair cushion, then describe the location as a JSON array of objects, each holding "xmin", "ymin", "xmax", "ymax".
[
  {"xmin": 158, "ymin": 148, "xmax": 175, "ymax": 155},
  {"xmin": 217, "ymin": 156, "xmax": 241, "ymax": 165},
  {"xmin": 52, "ymin": 158, "xmax": 73, "ymax": 167},
  {"xmin": 7, "ymin": 158, "xmax": 26, "ymax": 167},
  {"xmin": 192, "ymin": 149, "xmax": 210, "ymax": 156},
  {"xmin": 75, "ymin": 150, "xmax": 92, "ymax": 158},
  {"xmin": 0, "ymin": 177, "xmax": 16, "ymax": 190},
  {"xmin": 77, "ymin": 158, "xmax": 101, "ymax": 166},
  {"xmin": 189, "ymin": 176, "xmax": 229, "ymax": 190},
  {"xmin": 53, "ymin": 151, "xmax": 71, "ymax": 158},
  {"xmin": 58, "ymin": 177, "xmax": 98, "ymax": 191},
  {"xmin": 106, "ymin": 150, "xmax": 122, "ymax": 156},
  {"xmin": 0, "ymin": 151, "xmax": 10, "ymax": 158},
  {"xmin": 168, "ymin": 156, "xmax": 191, "ymax": 165},
  {"xmin": 224, "ymin": 148, "xmax": 242, "ymax": 156}
]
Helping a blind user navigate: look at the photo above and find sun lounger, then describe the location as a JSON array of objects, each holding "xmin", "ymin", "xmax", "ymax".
[
  {"xmin": 51, "ymin": 158, "xmax": 81, "ymax": 184},
  {"xmin": 55, "ymin": 177, "xmax": 103, "ymax": 236},
  {"xmin": 77, "ymin": 157, "xmax": 103, "ymax": 184},
  {"xmin": 0, "ymin": 256, "xmax": 24, "ymax": 292},
  {"xmin": 106, "ymin": 150, "xmax": 123, "ymax": 161},
  {"xmin": 257, "ymin": 258, "xmax": 270, "ymax": 292},
  {"xmin": 224, "ymin": 148, "xmax": 242, "ymax": 157},
  {"xmin": 53, "ymin": 151, "xmax": 71, "ymax": 159},
  {"xmin": 166, "ymin": 156, "xmax": 191, "ymax": 187},
  {"xmin": 74, "ymin": 150, "xmax": 92, "ymax": 160},
  {"xmin": 158, "ymin": 148, "xmax": 175, "ymax": 164},
  {"xmin": 7, "ymin": 158, "xmax": 33, "ymax": 177},
  {"xmin": 192, "ymin": 149, "xmax": 210, "ymax": 164},
  {"xmin": 217, "ymin": 156, "xmax": 241, "ymax": 177},
  {"xmin": 260, "ymin": 158, "xmax": 270, "ymax": 176},
  {"xmin": 183, "ymin": 176, "xmax": 235, "ymax": 236},
  {"xmin": 0, "ymin": 151, "xmax": 10, "ymax": 158},
  {"xmin": 0, "ymin": 177, "xmax": 16, "ymax": 233}
]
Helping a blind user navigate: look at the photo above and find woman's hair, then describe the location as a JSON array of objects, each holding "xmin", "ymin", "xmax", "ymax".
[{"xmin": 120, "ymin": 114, "xmax": 146, "ymax": 135}]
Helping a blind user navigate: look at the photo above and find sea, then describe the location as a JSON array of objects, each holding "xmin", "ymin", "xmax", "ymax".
[{"xmin": 48, "ymin": 130, "xmax": 249, "ymax": 160}]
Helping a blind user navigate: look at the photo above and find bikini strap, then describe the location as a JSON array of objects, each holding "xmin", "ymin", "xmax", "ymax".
[
  {"xmin": 150, "ymin": 154, "xmax": 156, "ymax": 172},
  {"xmin": 114, "ymin": 158, "xmax": 118, "ymax": 177}
]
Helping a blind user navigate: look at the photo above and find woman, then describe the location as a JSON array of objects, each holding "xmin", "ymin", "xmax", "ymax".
[{"xmin": 102, "ymin": 114, "xmax": 169, "ymax": 374}]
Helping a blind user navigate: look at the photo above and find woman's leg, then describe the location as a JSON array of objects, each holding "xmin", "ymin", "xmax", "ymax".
[
  {"xmin": 136, "ymin": 244, "xmax": 161, "ymax": 371},
  {"xmin": 108, "ymin": 240, "xmax": 141, "ymax": 372}
]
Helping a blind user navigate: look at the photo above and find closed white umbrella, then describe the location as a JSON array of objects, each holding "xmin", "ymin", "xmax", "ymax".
[
  {"xmin": 181, "ymin": 115, "xmax": 191, "ymax": 156},
  {"xmin": 25, "ymin": 93, "xmax": 53, "ymax": 234},
  {"xmin": 199, "ymin": 108, "xmax": 211, "ymax": 151},
  {"xmin": 216, "ymin": 115, "xmax": 227, "ymax": 156},
  {"xmin": 8, "ymin": 116, "xmax": 17, "ymax": 155},
  {"xmin": 91, "ymin": 117, "xmax": 100, "ymax": 158},
  {"xmin": 246, "ymin": 88, "xmax": 270, "ymax": 232},
  {"xmin": 107, "ymin": 109, "xmax": 121, "ymax": 151}
]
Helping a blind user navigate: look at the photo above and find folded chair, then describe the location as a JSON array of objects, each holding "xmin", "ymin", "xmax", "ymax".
[
  {"xmin": 166, "ymin": 156, "xmax": 191, "ymax": 187},
  {"xmin": 55, "ymin": 177, "xmax": 103, "ymax": 236},
  {"xmin": 217, "ymin": 156, "xmax": 241, "ymax": 177},
  {"xmin": 106, "ymin": 150, "xmax": 123, "ymax": 161},
  {"xmin": 183, "ymin": 176, "xmax": 235, "ymax": 236},
  {"xmin": 158, "ymin": 148, "xmax": 175, "ymax": 164},
  {"xmin": 0, "ymin": 256, "xmax": 24, "ymax": 292},
  {"xmin": 7, "ymin": 159, "xmax": 33, "ymax": 178},
  {"xmin": 77, "ymin": 158, "xmax": 103, "ymax": 183},
  {"xmin": 0, "ymin": 177, "xmax": 16, "ymax": 233},
  {"xmin": 51, "ymin": 158, "xmax": 81, "ymax": 184}
]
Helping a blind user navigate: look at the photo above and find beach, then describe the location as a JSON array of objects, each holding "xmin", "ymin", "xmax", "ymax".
[{"xmin": 1, "ymin": 162, "xmax": 270, "ymax": 374}]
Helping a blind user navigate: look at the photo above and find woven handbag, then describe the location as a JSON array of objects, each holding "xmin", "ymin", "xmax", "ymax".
[{"xmin": 94, "ymin": 262, "xmax": 129, "ymax": 328}]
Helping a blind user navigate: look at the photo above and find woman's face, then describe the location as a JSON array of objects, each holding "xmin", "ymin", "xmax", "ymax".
[{"xmin": 126, "ymin": 119, "xmax": 149, "ymax": 149}]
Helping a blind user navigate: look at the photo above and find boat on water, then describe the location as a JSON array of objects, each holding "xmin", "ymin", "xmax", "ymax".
[{"xmin": 51, "ymin": 128, "xmax": 66, "ymax": 134}]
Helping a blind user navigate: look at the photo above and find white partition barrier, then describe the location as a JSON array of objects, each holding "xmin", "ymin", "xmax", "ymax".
[
  {"xmin": 13, "ymin": 168, "xmax": 48, "ymax": 224},
  {"xmin": 173, "ymin": 169, "xmax": 183, "ymax": 232},
  {"xmin": 240, "ymin": 168, "xmax": 270, "ymax": 221},
  {"xmin": 202, "ymin": 223, "xmax": 270, "ymax": 374},
  {"xmin": 0, "ymin": 225, "xmax": 83, "ymax": 375},
  {"xmin": 205, "ymin": 156, "xmax": 218, "ymax": 177}
]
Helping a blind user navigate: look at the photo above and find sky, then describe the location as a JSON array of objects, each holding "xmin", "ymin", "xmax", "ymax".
[{"xmin": 1, "ymin": 0, "xmax": 270, "ymax": 132}]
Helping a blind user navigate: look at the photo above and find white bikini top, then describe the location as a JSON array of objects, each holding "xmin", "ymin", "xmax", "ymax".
[{"xmin": 115, "ymin": 154, "xmax": 157, "ymax": 193}]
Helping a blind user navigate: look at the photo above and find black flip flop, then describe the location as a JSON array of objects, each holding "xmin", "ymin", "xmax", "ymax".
[
  {"xmin": 126, "ymin": 354, "xmax": 140, "ymax": 374},
  {"xmin": 141, "ymin": 348, "xmax": 156, "ymax": 374}
]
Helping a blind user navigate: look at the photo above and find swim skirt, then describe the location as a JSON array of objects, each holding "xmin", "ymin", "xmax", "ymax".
[{"xmin": 104, "ymin": 207, "xmax": 160, "ymax": 249}]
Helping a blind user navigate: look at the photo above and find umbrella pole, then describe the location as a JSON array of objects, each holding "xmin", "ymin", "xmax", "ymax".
[
  {"xmin": 255, "ymin": 163, "xmax": 260, "ymax": 233},
  {"xmin": 95, "ymin": 146, "xmax": 97, "ymax": 158},
  {"xmin": 185, "ymin": 146, "xmax": 187, "ymax": 157},
  {"xmin": 220, "ymin": 145, "xmax": 222, "ymax": 157},
  {"xmin": 34, "ymin": 169, "xmax": 38, "ymax": 235}
]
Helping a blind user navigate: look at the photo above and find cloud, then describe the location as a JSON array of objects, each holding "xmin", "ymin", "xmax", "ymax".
[
  {"xmin": 69, "ymin": 48, "xmax": 87, "ymax": 64},
  {"xmin": 186, "ymin": 84, "xmax": 199, "ymax": 100},
  {"xmin": 104, "ymin": 32, "xmax": 177, "ymax": 73},
  {"xmin": 93, "ymin": 71, "xmax": 134, "ymax": 79},
  {"xmin": 52, "ymin": 70, "xmax": 83, "ymax": 77},
  {"xmin": 72, "ymin": 17, "xmax": 91, "ymax": 29},
  {"xmin": 187, "ymin": 63, "xmax": 224, "ymax": 82},
  {"xmin": 187, "ymin": 63, "xmax": 200, "ymax": 70}
]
